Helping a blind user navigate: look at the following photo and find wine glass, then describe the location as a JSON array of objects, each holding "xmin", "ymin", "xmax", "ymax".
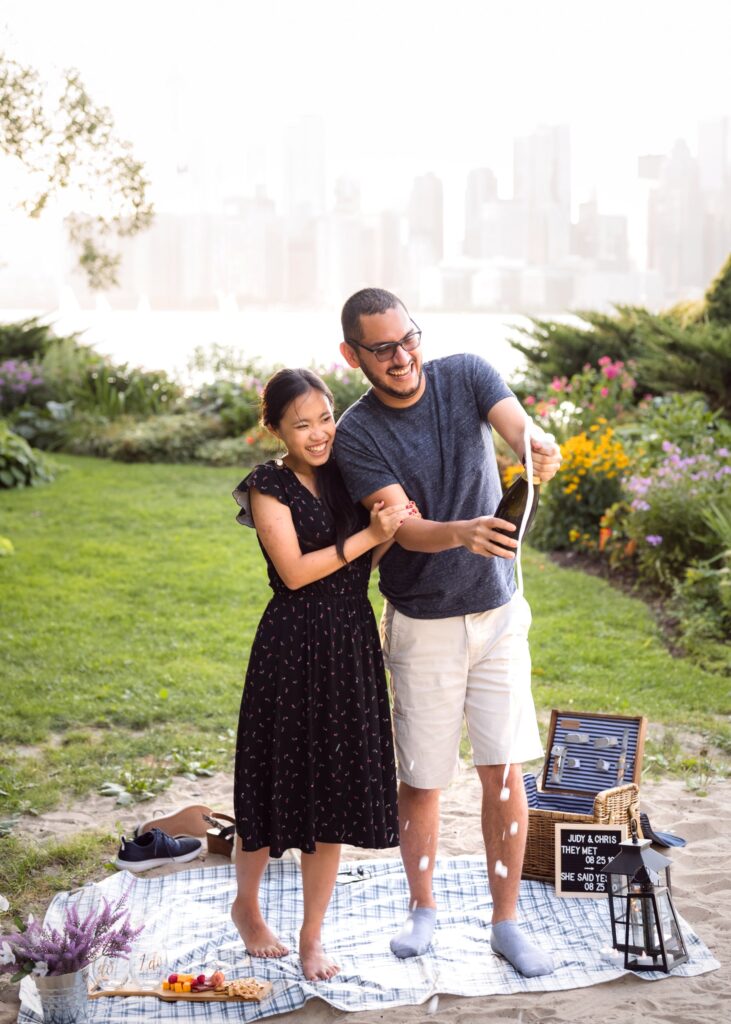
[
  {"xmin": 127, "ymin": 945, "xmax": 169, "ymax": 991},
  {"xmin": 87, "ymin": 955, "xmax": 130, "ymax": 993}
]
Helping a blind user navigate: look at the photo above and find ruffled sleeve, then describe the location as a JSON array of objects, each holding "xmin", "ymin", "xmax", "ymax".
[{"xmin": 232, "ymin": 462, "xmax": 289, "ymax": 527}]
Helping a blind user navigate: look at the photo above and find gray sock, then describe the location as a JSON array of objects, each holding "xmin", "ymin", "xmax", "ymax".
[
  {"xmin": 390, "ymin": 907, "xmax": 437, "ymax": 958},
  {"xmin": 490, "ymin": 920, "xmax": 555, "ymax": 977}
]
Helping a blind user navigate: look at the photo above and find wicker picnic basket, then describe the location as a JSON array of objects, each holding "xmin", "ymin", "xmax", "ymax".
[{"xmin": 521, "ymin": 710, "xmax": 646, "ymax": 883}]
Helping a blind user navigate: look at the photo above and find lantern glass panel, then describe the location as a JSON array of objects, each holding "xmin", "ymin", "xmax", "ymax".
[
  {"xmin": 655, "ymin": 890, "xmax": 688, "ymax": 965},
  {"xmin": 608, "ymin": 874, "xmax": 630, "ymax": 949},
  {"xmin": 627, "ymin": 892, "xmax": 661, "ymax": 955}
]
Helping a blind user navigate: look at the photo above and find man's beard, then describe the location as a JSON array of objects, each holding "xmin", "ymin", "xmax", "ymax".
[{"xmin": 360, "ymin": 362, "xmax": 423, "ymax": 401}]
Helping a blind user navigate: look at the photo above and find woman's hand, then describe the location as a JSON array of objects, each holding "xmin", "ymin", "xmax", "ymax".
[{"xmin": 369, "ymin": 500, "xmax": 418, "ymax": 542}]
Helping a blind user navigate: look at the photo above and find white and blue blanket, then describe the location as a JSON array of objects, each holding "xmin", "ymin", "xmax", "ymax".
[{"xmin": 18, "ymin": 855, "xmax": 719, "ymax": 1022}]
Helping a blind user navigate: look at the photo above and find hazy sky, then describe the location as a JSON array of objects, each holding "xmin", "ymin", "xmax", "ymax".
[{"xmin": 3, "ymin": 0, "xmax": 730, "ymax": 257}]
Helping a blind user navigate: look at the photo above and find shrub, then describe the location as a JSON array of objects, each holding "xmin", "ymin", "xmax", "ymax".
[
  {"xmin": 318, "ymin": 364, "xmax": 369, "ymax": 418},
  {"xmin": 41, "ymin": 336, "xmax": 101, "ymax": 404},
  {"xmin": 8, "ymin": 402, "xmax": 74, "ymax": 451},
  {"xmin": 673, "ymin": 559, "xmax": 731, "ymax": 651},
  {"xmin": 0, "ymin": 421, "xmax": 54, "ymax": 489},
  {"xmin": 510, "ymin": 307, "xmax": 646, "ymax": 394},
  {"xmin": 59, "ymin": 411, "xmax": 118, "ymax": 457},
  {"xmin": 670, "ymin": 503, "xmax": 731, "ymax": 671},
  {"xmin": 41, "ymin": 337, "xmax": 181, "ymax": 418},
  {"xmin": 195, "ymin": 428, "xmax": 279, "ymax": 467},
  {"xmin": 190, "ymin": 377, "xmax": 262, "ymax": 436},
  {"xmin": 103, "ymin": 413, "xmax": 226, "ymax": 463},
  {"xmin": 705, "ymin": 251, "xmax": 731, "ymax": 325},
  {"xmin": 633, "ymin": 312, "xmax": 731, "ymax": 417},
  {"xmin": 525, "ymin": 357, "xmax": 639, "ymax": 441},
  {"xmin": 511, "ymin": 297, "xmax": 731, "ymax": 415},
  {"xmin": 530, "ymin": 422, "xmax": 630, "ymax": 551},
  {"xmin": 0, "ymin": 317, "xmax": 67, "ymax": 361},
  {"xmin": 617, "ymin": 392, "xmax": 731, "ymax": 474},
  {"xmin": 625, "ymin": 439, "xmax": 731, "ymax": 586},
  {"xmin": 80, "ymin": 362, "xmax": 181, "ymax": 419},
  {"xmin": 0, "ymin": 359, "xmax": 47, "ymax": 414},
  {"xmin": 187, "ymin": 358, "xmax": 368, "ymax": 437}
]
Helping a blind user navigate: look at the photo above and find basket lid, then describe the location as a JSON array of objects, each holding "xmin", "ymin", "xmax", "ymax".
[{"xmin": 541, "ymin": 710, "xmax": 647, "ymax": 795}]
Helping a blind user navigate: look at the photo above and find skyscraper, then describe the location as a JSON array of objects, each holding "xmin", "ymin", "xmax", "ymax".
[
  {"xmin": 513, "ymin": 124, "xmax": 571, "ymax": 265},
  {"xmin": 284, "ymin": 116, "xmax": 327, "ymax": 225},
  {"xmin": 408, "ymin": 172, "xmax": 444, "ymax": 267},
  {"xmin": 464, "ymin": 167, "xmax": 498, "ymax": 257},
  {"xmin": 646, "ymin": 139, "xmax": 704, "ymax": 296}
]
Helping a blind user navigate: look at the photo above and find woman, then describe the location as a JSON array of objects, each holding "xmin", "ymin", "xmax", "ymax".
[{"xmin": 231, "ymin": 368, "xmax": 414, "ymax": 982}]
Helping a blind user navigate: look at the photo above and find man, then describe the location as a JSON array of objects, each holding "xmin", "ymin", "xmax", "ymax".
[{"xmin": 333, "ymin": 288, "xmax": 562, "ymax": 978}]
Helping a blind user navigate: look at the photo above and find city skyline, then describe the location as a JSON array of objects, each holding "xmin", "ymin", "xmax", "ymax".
[
  {"xmin": 2, "ymin": 1, "xmax": 731, "ymax": 315},
  {"xmin": 2, "ymin": 115, "xmax": 730, "ymax": 314}
]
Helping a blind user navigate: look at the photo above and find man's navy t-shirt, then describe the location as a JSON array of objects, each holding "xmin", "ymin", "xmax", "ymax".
[{"xmin": 334, "ymin": 353, "xmax": 516, "ymax": 619}]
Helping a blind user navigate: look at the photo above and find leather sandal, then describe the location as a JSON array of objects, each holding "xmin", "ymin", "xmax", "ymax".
[{"xmin": 203, "ymin": 813, "xmax": 237, "ymax": 856}]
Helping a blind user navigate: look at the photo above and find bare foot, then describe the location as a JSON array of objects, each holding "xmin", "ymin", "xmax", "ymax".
[
  {"xmin": 299, "ymin": 931, "xmax": 340, "ymax": 981},
  {"xmin": 231, "ymin": 899, "xmax": 289, "ymax": 957}
]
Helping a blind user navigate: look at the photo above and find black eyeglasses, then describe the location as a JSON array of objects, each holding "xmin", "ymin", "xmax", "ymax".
[{"xmin": 346, "ymin": 322, "xmax": 422, "ymax": 363}]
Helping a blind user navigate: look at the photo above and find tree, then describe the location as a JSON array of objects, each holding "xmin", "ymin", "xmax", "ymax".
[{"xmin": 0, "ymin": 52, "xmax": 154, "ymax": 289}]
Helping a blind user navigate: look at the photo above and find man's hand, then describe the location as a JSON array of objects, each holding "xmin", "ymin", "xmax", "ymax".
[
  {"xmin": 529, "ymin": 430, "xmax": 562, "ymax": 483},
  {"xmin": 458, "ymin": 517, "xmax": 518, "ymax": 559}
]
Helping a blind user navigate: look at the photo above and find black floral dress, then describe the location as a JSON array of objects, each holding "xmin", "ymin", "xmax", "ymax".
[{"xmin": 232, "ymin": 460, "xmax": 399, "ymax": 858}]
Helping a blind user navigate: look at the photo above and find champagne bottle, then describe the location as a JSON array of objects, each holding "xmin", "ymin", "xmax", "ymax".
[{"xmin": 493, "ymin": 470, "xmax": 540, "ymax": 549}]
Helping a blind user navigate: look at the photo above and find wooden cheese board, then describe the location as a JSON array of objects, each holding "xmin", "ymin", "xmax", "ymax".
[{"xmin": 89, "ymin": 979, "xmax": 273, "ymax": 1003}]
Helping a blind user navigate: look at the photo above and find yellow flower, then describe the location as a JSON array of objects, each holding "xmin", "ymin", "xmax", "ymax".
[{"xmin": 502, "ymin": 463, "xmax": 524, "ymax": 488}]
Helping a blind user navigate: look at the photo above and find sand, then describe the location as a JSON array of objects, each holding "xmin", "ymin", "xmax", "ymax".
[{"xmin": 2, "ymin": 768, "xmax": 727, "ymax": 1024}]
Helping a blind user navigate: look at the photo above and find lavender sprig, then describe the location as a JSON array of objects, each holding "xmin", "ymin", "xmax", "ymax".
[{"xmin": 0, "ymin": 890, "xmax": 144, "ymax": 979}]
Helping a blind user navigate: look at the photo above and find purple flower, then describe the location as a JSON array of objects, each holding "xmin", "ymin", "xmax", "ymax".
[
  {"xmin": 645, "ymin": 535, "xmax": 663, "ymax": 546},
  {"xmin": 716, "ymin": 447, "xmax": 729, "ymax": 458},
  {"xmin": 0, "ymin": 890, "xmax": 143, "ymax": 978},
  {"xmin": 631, "ymin": 499, "xmax": 651, "ymax": 512}
]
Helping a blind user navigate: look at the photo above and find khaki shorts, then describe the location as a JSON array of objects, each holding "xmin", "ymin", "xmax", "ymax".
[{"xmin": 380, "ymin": 592, "xmax": 544, "ymax": 789}]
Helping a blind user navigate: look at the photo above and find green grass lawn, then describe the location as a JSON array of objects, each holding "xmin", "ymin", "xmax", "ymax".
[
  {"xmin": 1, "ymin": 455, "xmax": 729, "ymax": 829},
  {"xmin": 1, "ymin": 453, "xmax": 729, "ymax": 911}
]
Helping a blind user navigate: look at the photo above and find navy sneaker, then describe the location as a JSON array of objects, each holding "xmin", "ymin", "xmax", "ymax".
[{"xmin": 115, "ymin": 828, "xmax": 202, "ymax": 872}]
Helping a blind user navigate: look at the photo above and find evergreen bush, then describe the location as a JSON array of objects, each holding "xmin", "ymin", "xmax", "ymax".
[{"xmin": 705, "ymin": 252, "xmax": 731, "ymax": 325}]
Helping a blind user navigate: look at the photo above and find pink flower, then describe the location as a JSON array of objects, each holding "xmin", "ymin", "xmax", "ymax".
[
  {"xmin": 550, "ymin": 377, "xmax": 565, "ymax": 392},
  {"xmin": 525, "ymin": 395, "xmax": 536, "ymax": 406},
  {"xmin": 600, "ymin": 387, "xmax": 609, "ymax": 397},
  {"xmin": 548, "ymin": 397, "xmax": 558, "ymax": 406},
  {"xmin": 598, "ymin": 356, "xmax": 611, "ymax": 366},
  {"xmin": 602, "ymin": 364, "xmax": 620, "ymax": 380}
]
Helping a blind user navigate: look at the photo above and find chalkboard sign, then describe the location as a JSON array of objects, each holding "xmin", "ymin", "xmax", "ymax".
[{"xmin": 554, "ymin": 824, "xmax": 627, "ymax": 897}]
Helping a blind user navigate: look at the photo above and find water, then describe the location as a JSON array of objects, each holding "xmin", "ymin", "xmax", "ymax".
[{"xmin": 2, "ymin": 307, "xmax": 531, "ymax": 382}]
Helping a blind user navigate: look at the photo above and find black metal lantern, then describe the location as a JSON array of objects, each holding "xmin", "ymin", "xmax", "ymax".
[{"xmin": 605, "ymin": 819, "xmax": 688, "ymax": 973}]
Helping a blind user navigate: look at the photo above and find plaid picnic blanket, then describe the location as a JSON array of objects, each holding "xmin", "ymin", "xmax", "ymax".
[{"xmin": 18, "ymin": 855, "xmax": 719, "ymax": 1022}]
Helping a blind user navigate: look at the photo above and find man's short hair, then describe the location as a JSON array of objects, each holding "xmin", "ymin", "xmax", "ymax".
[{"xmin": 341, "ymin": 288, "xmax": 408, "ymax": 343}]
